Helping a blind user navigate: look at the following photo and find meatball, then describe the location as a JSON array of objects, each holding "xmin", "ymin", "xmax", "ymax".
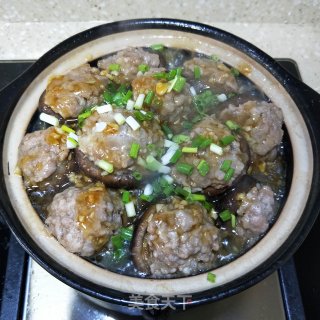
[
  {"xmin": 236, "ymin": 184, "xmax": 275, "ymax": 236},
  {"xmin": 183, "ymin": 57, "xmax": 238, "ymax": 92},
  {"xmin": 43, "ymin": 64, "xmax": 107, "ymax": 119},
  {"xmin": 45, "ymin": 184, "xmax": 122, "ymax": 256},
  {"xmin": 132, "ymin": 197, "xmax": 220, "ymax": 277},
  {"xmin": 171, "ymin": 116, "xmax": 249, "ymax": 193},
  {"xmin": 131, "ymin": 75, "xmax": 193, "ymax": 132},
  {"xmin": 77, "ymin": 109, "xmax": 164, "ymax": 186},
  {"xmin": 97, "ymin": 47, "xmax": 160, "ymax": 83},
  {"xmin": 219, "ymin": 100, "xmax": 284, "ymax": 156},
  {"xmin": 18, "ymin": 127, "xmax": 69, "ymax": 185}
]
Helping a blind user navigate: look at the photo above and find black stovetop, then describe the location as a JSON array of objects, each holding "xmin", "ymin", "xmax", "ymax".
[{"xmin": 0, "ymin": 59, "xmax": 319, "ymax": 320}]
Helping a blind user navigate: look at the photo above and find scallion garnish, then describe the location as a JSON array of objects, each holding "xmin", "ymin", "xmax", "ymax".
[
  {"xmin": 125, "ymin": 201, "xmax": 136, "ymax": 217},
  {"xmin": 138, "ymin": 64, "xmax": 150, "ymax": 73},
  {"xmin": 175, "ymin": 186, "xmax": 190, "ymax": 198},
  {"xmin": 125, "ymin": 116, "xmax": 141, "ymax": 131},
  {"xmin": 78, "ymin": 108, "xmax": 93, "ymax": 127},
  {"xmin": 166, "ymin": 69, "xmax": 177, "ymax": 81},
  {"xmin": 144, "ymin": 90, "xmax": 155, "ymax": 105},
  {"xmin": 150, "ymin": 43, "xmax": 164, "ymax": 51},
  {"xmin": 169, "ymin": 149, "xmax": 183, "ymax": 164},
  {"xmin": 220, "ymin": 135, "xmax": 235, "ymax": 146},
  {"xmin": 191, "ymin": 135, "xmax": 212, "ymax": 149},
  {"xmin": 39, "ymin": 112, "xmax": 59, "ymax": 127},
  {"xmin": 182, "ymin": 121, "xmax": 193, "ymax": 130},
  {"xmin": 119, "ymin": 226, "xmax": 134, "ymax": 241},
  {"xmin": 162, "ymin": 123, "xmax": 173, "ymax": 139},
  {"xmin": 140, "ymin": 194, "xmax": 154, "ymax": 202},
  {"xmin": 134, "ymin": 110, "xmax": 154, "ymax": 121},
  {"xmin": 224, "ymin": 167, "xmax": 235, "ymax": 182},
  {"xmin": 153, "ymin": 72, "xmax": 167, "ymax": 79},
  {"xmin": 95, "ymin": 160, "xmax": 114, "ymax": 173},
  {"xmin": 172, "ymin": 76, "xmax": 186, "ymax": 92},
  {"xmin": 194, "ymin": 65, "xmax": 201, "ymax": 79},
  {"xmin": 188, "ymin": 194, "xmax": 206, "ymax": 202},
  {"xmin": 143, "ymin": 183, "xmax": 154, "ymax": 196},
  {"xmin": 193, "ymin": 90, "xmax": 220, "ymax": 116},
  {"xmin": 129, "ymin": 143, "xmax": 140, "ymax": 159},
  {"xmin": 231, "ymin": 214, "xmax": 237, "ymax": 228},
  {"xmin": 134, "ymin": 93, "xmax": 145, "ymax": 109},
  {"xmin": 176, "ymin": 163, "xmax": 194, "ymax": 176},
  {"xmin": 220, "ymin": 160, "xmax": 232, "ymax": 173},
  {"xmin": 219, "ymin": 209, "xmax": 232, "ymax": 222},
  {"xmin": 114, "ymin": 113, "xmax": 126, "ymax": 125},
  {"xmin": 225, "ymin": 120, "xmax": 241, "ymax": 131},
  {"xmin": 122, "ymin": 191, "xmax": 131, "ymax": 204},
  {"xmin": 66, "ymin": 137, "xmax": 78, "ymax": 149},
  {"xmin": 209, "ymin": 143, "xmax": 223, "ymax": 156},
  {"xmin": 108, "ymin": 63, "xmax": 121, "ymax": 72},
  {"xmin": 197, "ymin": 160, "xmax": 210, "ymax": 176},
  {"xmin": 207, "ymin": 272, "xmax": 216, "ymax": 283},
  {"xmin": 172, "ymin": 134, "xmax": 190, "ymax": 144},
  {"xmin": 182, "ymin": 147, "xmax": 198, "ymax": 153},
  {"xmin": 132, "ymin": 171, "xmax": 142, "ymax": 181},
  {"xmin": 61, "ymin": 124, "xmax": 75, "ymax": 134}
]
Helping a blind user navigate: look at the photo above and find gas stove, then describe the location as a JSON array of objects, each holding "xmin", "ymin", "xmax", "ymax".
[{"xmin": 0, "ymin": 59, "xmax": 317, "ymax": 320}]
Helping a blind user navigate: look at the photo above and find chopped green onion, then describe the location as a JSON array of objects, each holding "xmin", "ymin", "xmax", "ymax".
[
  {"xmin": 220, "ymin": 135, "xmax": 235, "ymax": 146},
  {"xmin": 152, "ymin": 72, "xmax": 167, "ymax": 79},
  {"xmin": 176, "ymin": 67, "xmax": 183, "ymax": 76},
  {"xmin": 134, "ymin": 93, "xmax": 145, "ymax": 109},
  {"xmin": 197, "ymin": 160, "xmax": 210, "ymax": 176},
  {"xmin": 166, "ymin": 69, "xmax": 177, "ymax": 81},
  {"xmin": 67, "ymin": 137, "xmax": 78, "ymax": 149},
  {"xmin": 220, "ymin": 160, "xmax": 232, "ymax": 173},
  {"xmin": 144, "ymin": 183, "xmax": 154, "ymax": 196},
  {"xmin": 134, "ymin": 110, "xmax": 154, "ymax": 121},
  {"xmin": 194, "ymin": 65, "xmax": 201, "ymax": 79},
  {"xmin": 191, "ymin": 135, "xmax": 212, "ymax": 149},
  {"xmin": 169, "ymin": 149, "xmax": 183, "ymax": 164},
  {"xmin": 61, "ymin": 124, "xmax": 75, "ymax": 134},
  {"xmin": 40, "ymin": 112, "xmax": 59, "ymax": 127},
  {"xmin": 78, "ymin": 108, "xmax": 93, "ymax": 127},
  {"xmin": 114, "ymin": 113, "xmax": 126, "ymax": 125},
  {"xmin": 231, "ymin": 214, "xmax": 237, "ymax": 228},
  {"xmin": 132, "ymin": 171, "xmax": 142, "ymax": 181},
  {"xmin": 207, "ymin": 272, "xmax": 216, "ymax": 283},
  {"xmin": 188, "ymin": 194, "xmax": 206, "ymax": 202},
  {"xmin": 203, "ymin": 201, "xmax": 213, "ymax": 211},
  {"xmin": 146, "ymin": 155, "xmax": 162, "ymax": 171},
  {"xmin": 125, "ymin": 201, "xmax": 136, "ymax": 217},
  {"xmin": 138, "ymin": 64, "xmax": 150, "ymax": 73},
  {"xmin": 172, "ymin": 134, "xmax": 190, "ymax": 144},
  {"xmin": 95, "ymin": 159, "xmax": 114, "ymax": 173},
  {"xmin": 162, "ymin": 123, "xmax": 173, "ymax": 139},
  {"xmin": 163, "ymin": 184, "xmax": 175, "ymax": 196},
  {"xmin": 176, "ymin": 163, "xmax": 194, "ymax": 176},
  {"xmin": 96, "ymin": 104, "xmax": 113, "ymax": 114},
  {"xmin": 137, "ymin": 156, "xmax": 147, "ymax": 168},
  {"xmin": 122, "ymin": 191, "xmax": 131, "ymax": 204},
  {"xmin": 217, "ymin": 93, "xmax": 227, "ymax": 102},
  {"xmin": 164, "ymin": 139, "xmax": 179, "ymax": 149},
  {"xmin": 161, "ymin": 145, "xmax": 179, "ymax": 165},
  {"xmin": 126, "ymin": 116, "xmax": 141, "ymax": 131},
  {"xmin": 219, "ymin": 209, "xmax": 232, "ymax": 222},
  {"xmin": 225, "ymin": 120, "xmax": 241, "ymax": 131},
  {"xmin": 129, "ymin": 143, "xmax": 140, "ymax": 159},
  {"xmin": 108, "ymin": 63, "xmax": 121, "ymax": 72},
  {"xmin": 119, "ymin": 226, "xmax": 133, "ymax": 241},
  {"xmin": 230, "ymin": 67, "xmax": 240, "ymax": 77},
  {"xmin": 123, "ymin": 90, "xmax": 133, "ymax": 104},
  {"xmin": 182, "ymin": 147, "xmax": 198, "ymax": 153},
  {"xmin": 140, "ymin": 194, "xmax": 154, "ymax": 202},
  {"xmin": 173, "ymin": 76, "xmax": 186, "ymax": 92},
  {"xmin": 210, "ymin": 143, "xmax": 223, "ymax": 156},
  {"xmin": 175, "ymin": 186, "xmax": 190, "ymax": 198},
  {"xmin": 144, "ymin": 90, "xmax": 154, "ymax": 105},
  {"xmin": 150, "ymin": 43, "xmax": 164, "ymax": 51},
  {"xmin": 224, "ymin": 167, "xmax": 235, "ymax": 181},
  {"xmin": 111, "ymin": 234, "xmax": 123, "ymax": 250},
  {"xmin": 162, "ymin": 175, "xmax": 174, "ymax": 184}
]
